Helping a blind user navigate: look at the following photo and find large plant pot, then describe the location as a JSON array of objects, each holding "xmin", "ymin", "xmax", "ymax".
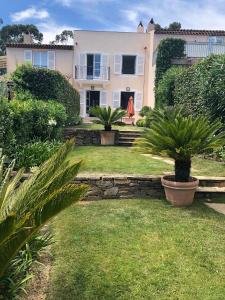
[
  {"xmin": 161, "ymin": 176, "xmax": 199, "ymax": 207},
  {"xmin": 100, "ymin": 131, "xmax": 116, "ymax": 145}
]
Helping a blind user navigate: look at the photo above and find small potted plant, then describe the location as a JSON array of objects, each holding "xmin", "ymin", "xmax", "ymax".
[
  {"xmin": 90, "ymin": 106, "xmax": 126, "ymax": 145},
  {"xmin": 135, "ymin": 108, "xmax": 225, "ymax": 206}
]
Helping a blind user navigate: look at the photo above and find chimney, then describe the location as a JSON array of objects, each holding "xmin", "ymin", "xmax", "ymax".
[
  {"xmin": 137, "ymin": 21, "xmax": 144, "ymax": 33},
  {"xmin": 22, "ymin": 32, "xmax": 33, "ymax": 44},
  {"xmin": 147, "ymin": 18, "xmax": 155, "ymax": 32}
]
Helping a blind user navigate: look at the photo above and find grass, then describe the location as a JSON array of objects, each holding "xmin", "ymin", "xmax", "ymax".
[
  {"xmin": 68, "ymin": 146, "xmax": 225, "ymax": 177},
  {"xmin": 74, "ymin": 123, "xmax": 144, "ymax": 131},
  {"xmin": 48, "ymin": 199, "xmax": 225, "ymax": 300}
]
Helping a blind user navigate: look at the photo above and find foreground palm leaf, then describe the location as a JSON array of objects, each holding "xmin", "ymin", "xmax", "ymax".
[
  {"xmin": 90, "ymin": 106, "xmax": 126, "ymax": 131},
  {"xmin": 0, "ymin": 139, "xmax": 88, "ymax": 278},
  {"xmin": 134, "ymin": 108, "xmax": 225, "ymax": 182}
]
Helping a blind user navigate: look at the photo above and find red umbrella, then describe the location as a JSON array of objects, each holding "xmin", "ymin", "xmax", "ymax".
[{"xmin": 127, "ymin": 96, "xmax": 135, "ymax": 118}]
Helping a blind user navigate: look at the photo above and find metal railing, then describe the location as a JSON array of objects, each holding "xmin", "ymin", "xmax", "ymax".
[
  {"xmin": 185, "ymin": 42, "xmax": 225, "ymax": 58},
  {"xmin": 75, "ymin": 65, "xmax": 110, "ymax": 81}
]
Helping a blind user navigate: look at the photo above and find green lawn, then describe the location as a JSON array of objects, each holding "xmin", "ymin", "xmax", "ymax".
[
  {"xmin": 48, "ymin": 199, "xmax": 225, "ymax": 300},
  {"xmin": 68, "ymin": 146, "xmax": 225, "ymax": 177},
  {"xmin": 74, "ymin": 123, "xmax": 144, "ymax": 131}
]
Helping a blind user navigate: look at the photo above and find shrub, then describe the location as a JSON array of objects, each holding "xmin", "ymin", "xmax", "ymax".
[
  {"xmin": 14, "ymin": 140, "xmax": 62, "ymax": 170},
  {"xmin": 10, "ymin": 99, "xmax": 67, "ymax": 144},
  {"xmin": 139, "ymin": 106, "xmax": 151, "ymax": 117},
  {"xmin": 0, "ymin": 81, "xmax": 7, "ymax": 99},
  {"xmin": 136, "ymin": 119, "xmax": 145, "ymax": 127},
  {"xmin": 135, "ymin": 108, "xmax": 225, "ymax": 182},
  {"xmin": 12, "ymin": 64, "xmax": 80, "ymax": 125},
  {"xmin": 174, "ymin": 55, "xmax": 225, "ymax": 123},
  {"xmin": 155, "ymin": 38, "xmax": 185, "ymax": 85},
  {"xmin": 0, "ymin": 100, "xmax": 16, "ymax": 156},
  {"xmin": 155, "ymin": 66, "xmax": 184, "ymax": 107}
]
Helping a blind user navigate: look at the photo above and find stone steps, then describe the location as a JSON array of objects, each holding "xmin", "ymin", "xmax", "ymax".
[{"xmin": 117, "ymin": 131, "xmax": 142, "ymax": 147}]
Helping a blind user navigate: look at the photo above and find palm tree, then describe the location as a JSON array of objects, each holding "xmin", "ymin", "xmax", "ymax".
[
  {"xmin": 0, "ymin": 140, "xmax": 87, "ymax": 278},
  {"xmin": 90, "ymin": 106, "xmax": 126, "ymax": 131},
  {"xmin": 135, "ymin": 108, "xmax": 225, "ymax": 182}
]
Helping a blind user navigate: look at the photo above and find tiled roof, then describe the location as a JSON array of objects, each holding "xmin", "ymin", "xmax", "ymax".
[
  {"xmin": 155, "ymin": 29, "xmax": 225, "ymax": 36},
  {"xmin": 6, "ymin": 43, "xmax": 73, "ymax": 50}
]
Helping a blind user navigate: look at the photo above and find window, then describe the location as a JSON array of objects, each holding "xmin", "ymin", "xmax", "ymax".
[
  {"xmin": 33, "ymin": 51, "xmax": 48, "ymax": 68},
  {"xmin": 87, "ymin": 54, "xmax": 101, "ymax": 79},
  {"xmin": 208, "ymin": 36, "xmax": 224, "ymax": 44},
  {"xmin": 122, "ymin": 55, "xmax": 136, "ymax": 74}
]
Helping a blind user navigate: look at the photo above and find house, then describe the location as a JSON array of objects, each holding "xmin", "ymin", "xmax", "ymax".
[{"xmin": 6, "ymin": 21, "xmax": 225, "ymax": 119}]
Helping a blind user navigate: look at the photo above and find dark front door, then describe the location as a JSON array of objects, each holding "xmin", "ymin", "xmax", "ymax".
[
  {"xmin": 120, "ymin": 92, "xmax": 135, "ymax": 110},
  {"xmin": 86, "ymin": 91, "xmax": 100, "ymax": 115}
]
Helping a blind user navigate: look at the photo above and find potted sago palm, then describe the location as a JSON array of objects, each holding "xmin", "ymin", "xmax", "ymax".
[
  {"xmin": 90, "ymin": 106, "xmax": 126, "ymax": 145},
  {"xmin": 135, "ymin": 108, "xmax": 225, "ymax": 206}
]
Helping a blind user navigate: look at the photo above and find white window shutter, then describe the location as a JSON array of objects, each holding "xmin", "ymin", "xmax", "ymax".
[
  {"xmin": 136, "ymin": 55, "xmax": 144, "ymax": 75},
  {"xmin": 48, "ymin": 51, "xmax": 55, "ymax": 70},
  {"xmin": 79, "ymin": 53, "xmax": 86, "ymax": 79},
  {"xmin": 101, "ymin": 54, "xmax": 108, "ymax": 80},
  {"xmin": 112, "ymin": 91, "xmax": 121, "ymax": 108},
  {"xmin": 135, "ymin": 92, "xmax": 143, "ymax": 111},
  {"xmin": 114, "ymin": 55, "xmax": 122, "ymax": 74},
  {"xmin": 24, "ymin": 50, "xmax": 32, "ymax": 64},
  {"xmin": 79, "ymin": 90, "xmax": 86, "ymax": 117},
  {"xmin": 100, "ymin": 90, "xmax": 107, "ymax": 108}
]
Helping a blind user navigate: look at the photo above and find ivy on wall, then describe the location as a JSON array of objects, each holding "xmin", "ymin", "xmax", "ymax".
[{"xmin": 155, "ymin": 38, "xmax": 185, "ymax": 86}]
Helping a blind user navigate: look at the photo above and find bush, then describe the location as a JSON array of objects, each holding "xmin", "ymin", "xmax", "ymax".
[
  {"xmin": 139, "ymin": 106, "xmax": 151, "ymax": 117},
  {"xmin": 10, "ymin": 99, "xmax": 67, "ymax": 144},
  {"xmin": 155, "ymin": 66, "xmax": 184, "ymax": 107},
  {"xmin": 155, "ymin": 38, "xmax": 185, "ymax": 85},
  {"xmin": 174, "ymin": 55, "xmax": 225, "ymax": 123},
  {"xmin": 12, "ymin": 64, "xmax": 80, "ymax": 125},
  {"xmin": 0, "ymin": 100, "xmax": 16, "ymax": 156},
  {"xmin": 0, "ymin": 81, "xmax": 7, "ymax": 99},
  {"xmin": 14, "ymin": 140, "xmax": 62, "ymax": 170},
  {"xmin": 136, "ymin": 119, "xmax": 145, "ymax": 127}
]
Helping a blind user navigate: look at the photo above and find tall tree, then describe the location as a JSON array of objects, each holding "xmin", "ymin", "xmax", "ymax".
[
  {"xmin": 0, "ymin": 24, "xmax": 43, "ymax": 55},
  {"xmin": 168, "ymin": 22, "xmax": 182, "ymax": 30},
  {"xmin": 51, "ymin": 30, "xmax": 73, "ymax": 45}
]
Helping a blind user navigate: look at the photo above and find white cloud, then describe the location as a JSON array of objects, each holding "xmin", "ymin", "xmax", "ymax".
[
  {"xmin": 37, "ymin": 20, "xmax": 79, "ymax": 43},
  {"xmin": 11, "ymin": 7, "xmax": 49, "ymax": 22}
]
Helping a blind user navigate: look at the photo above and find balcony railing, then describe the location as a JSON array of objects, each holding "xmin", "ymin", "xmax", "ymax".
[
  {"xmin": 75, "ymin": 65, "xmax": 110, "ymax": 81},
  {"xmin": 185, "ymin": 42, "xmax": 225, "ymax": 58}
]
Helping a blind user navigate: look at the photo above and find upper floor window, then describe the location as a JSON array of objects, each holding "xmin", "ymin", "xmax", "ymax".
[
  {"xmin": 208, "ymin": 36, "xmax": 224, "ymax": 44},
  {"xmin": 87, "ymin": 54, "xmax": 101, "ymax": 79},
  {"xmin": 33, "ymin": 51, "xmax": 48, "ymax": 68},
  {"xmin": 122, "ymin": 55, "xmax": 136, "ymax": 74}
]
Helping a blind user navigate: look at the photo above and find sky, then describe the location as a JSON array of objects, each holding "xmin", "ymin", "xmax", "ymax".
[{"xmin": 1, "ymin": 0, "xmax": 225, "ymax": 43}]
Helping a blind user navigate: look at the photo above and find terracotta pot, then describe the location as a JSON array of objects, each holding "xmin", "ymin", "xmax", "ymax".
[
  {"xmin": 161, "ymin": 175, "xmax": 199, "ymax": 207},
  {"xmin": 100, "ymin": 131, "xmax": 116, "ymax": 145}
]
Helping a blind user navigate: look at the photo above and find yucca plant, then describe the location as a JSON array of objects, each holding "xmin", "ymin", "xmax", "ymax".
[
  {"xmin": 0, "ymin": 139, "xmax": 88, "ymax": 278},
  {"xmin": 135, "ymin": 108, "xmax": 225, "ymax": 182},
  {"xmin": 90, "ymin": 106, "xmax": 126, "ymax": 131}
]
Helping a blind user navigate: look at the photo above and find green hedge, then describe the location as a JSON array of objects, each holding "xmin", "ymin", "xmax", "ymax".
[
  {"xmin": 12, "ymin": 64, "xmax": 80, "ymax": 125},
  {"xmin": 155, "ymin": 38, "xmax": 185, "ymax": 85},
  {"xmin": 10, "ymin": 99, "xmax": 67, "ymax": 144},
  {"xmin": 174, "ymin": 55, "xmax": 225, "ymax": 123},
  {"xmin": 155, "ymin": 66, "xmax": 184, "ymax": 107}
]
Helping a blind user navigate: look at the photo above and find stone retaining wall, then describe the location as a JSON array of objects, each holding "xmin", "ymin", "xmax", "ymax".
[
  {"xmin": 64, "ymin": 128, "xmax": 119, "ymax": 145},
  {"xmin": 73, "ymin": 175, "xmax": 225, "ymax": 200}
]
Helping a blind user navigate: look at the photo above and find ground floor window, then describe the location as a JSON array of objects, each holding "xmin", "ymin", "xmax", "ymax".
[{"xmin": 86, "ymin": 90, "xmax": 100, "ymax": 115}]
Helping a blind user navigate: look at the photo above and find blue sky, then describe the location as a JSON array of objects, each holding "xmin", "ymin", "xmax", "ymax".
[{"xmin": 1, "ymin": 0, "xmax": 225, "ymax": 43}]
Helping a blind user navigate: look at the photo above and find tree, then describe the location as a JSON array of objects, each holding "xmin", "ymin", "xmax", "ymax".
[
  {"xmin": 51, "ymin": 30, "xmax": 73, "ymax": 45},
  {"xmin": 0, "ymin": 139, "xmax": 87, "ymax": 278},
  {"xmin": 0, "ymin": 24, "xmax": 43, "ymax": 55},
  {"xmin": 168, "ymin": 22, "xmax": 182, "ymax": 30}
]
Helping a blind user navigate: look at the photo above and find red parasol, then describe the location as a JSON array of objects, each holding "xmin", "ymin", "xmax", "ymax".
[{"xmin": 127, "ymin": 96, "xmax": 135, "ymax": 118}]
